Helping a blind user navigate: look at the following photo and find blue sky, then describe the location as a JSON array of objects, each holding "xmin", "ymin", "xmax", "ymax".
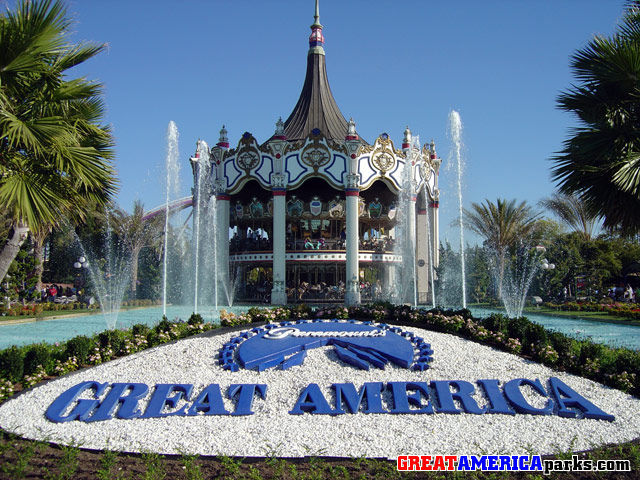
[{"xmin": 6, "ymin": 0, "xmax": 626, "ymax": 244}]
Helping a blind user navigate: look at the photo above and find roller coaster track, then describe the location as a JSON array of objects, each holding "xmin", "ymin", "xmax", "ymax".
[{"xmin": 141, "ymin": 196, "xmax": 193, "ymax": 221}]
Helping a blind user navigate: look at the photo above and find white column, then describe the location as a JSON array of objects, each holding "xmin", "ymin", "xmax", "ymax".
[
  {"xmin": 429, "ymin": 199, "xmax": 440, "ymax": 269},
  {"xmin": 407, "ymin": 193, "xmax": 417, "ymax": 305},
  {"xmin": 271, "ymin": 185, "xmax": 287, "ymax": 305},
  {"xmin": 345, "ymin": 183, "xmax": 360, "ymax": 306},
  {"xmin": 416, "ymin": 206, "xmax": 429, "ymax": 303},
  {"xmin": 216, "ymin": 193, "xmax": 230, "ymax": 304}
]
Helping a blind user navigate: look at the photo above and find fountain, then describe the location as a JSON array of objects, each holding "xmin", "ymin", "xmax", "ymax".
[
  {"xmin": 192, "ymin": 139, "xmax": 212, "ymax": 314},
  {"xmin": 392, "ymin": 134, "xmax": 419, "ymax": 306},
  {"xmin": 447, "ymin": 110, "xmax": 467, "ymax": 308},
  {"xmin": 489, "ymin": 243, "xmax": 553, "ymax": 318},
  {"xmin": 75, "ymin": 212, "xmax": 131, "ymax": 330},
  {"xmin": 162, "ymin": 121, "xmax": 181, "ymax": 316},
  {"xmin": 205, "ymin": 194, "xmax": 218, "ymax": 311}
]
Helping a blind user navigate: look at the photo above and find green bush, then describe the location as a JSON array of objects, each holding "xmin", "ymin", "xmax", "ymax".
[
  {"xmin": 579, "ymin": 341, "xmax": 606, "ymax": 365},
  {"xmin": 506, "ymin": 316, "xmax": 529, "ymax": 343},
  {"xmin": 132, "ymin": 323, "xmax": 151, "ymax": 337},
  {"xmin": 156, "ymin": 317, "xmax": 172, "ymax": 333},
  {"xmin": 65, "ymin": 336, "xmax": 93, "ymax": 365},
  {"xmin": 483, "ymin": 314, "xmax": 509, "ymax": 334},
  {"xmin": 524, "ymin": 322, "xmax": 548, "ymax": 352},
  {"xmin": 615, "ymin": 349, "xmax": 640, "ymax": 373},
  {"xmin": 23, "ymin": 344, "xmax": 52, "ymax": 375},
  {"xmin": 0, "ymin": 346, "xmax": 24, "ymax": 382},
  {"xmin": 188, "ymin": 313, "xmax": 204, "ymax": 326},
  {"xmin": 548, "ymin": 331, "xmax": 573, "ymax": 358},
  {"xmin": 98, "ymin": 330, "xmax": 127, "ymax": 355}
]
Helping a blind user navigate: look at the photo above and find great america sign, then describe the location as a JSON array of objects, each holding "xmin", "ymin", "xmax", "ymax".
[{"xmin": 45, "ymin": 320, "xmax": 615, "ymax": 424}]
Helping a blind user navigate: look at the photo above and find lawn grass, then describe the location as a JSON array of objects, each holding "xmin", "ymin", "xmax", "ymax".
[
  {"xmin": 470, "ymin": 302, "xmax": 640, "ymax": 326},
  {"xmin": 523, "ymin": 306, "xmax": 640, "ymax": 326},
  {"xmin": 0, "ymin": 305, "xmax": 155, "ymax": 323}
]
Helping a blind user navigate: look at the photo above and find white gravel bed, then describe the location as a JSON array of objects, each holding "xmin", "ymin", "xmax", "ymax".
[{"xmin": 0, "ymin": 323, "xmax": 639, "ymax": 459}]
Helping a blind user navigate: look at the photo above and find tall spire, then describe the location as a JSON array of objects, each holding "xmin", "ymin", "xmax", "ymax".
[
  {"xmin": 283, "ymin": 0, "xmax": 348, "ymax": 142},
  {"xmin": 308, "ymin": 0, "xmax": 324, "ymax": 55},
  {"xmin": 313, "ymin": 0, "xmax": 320, "ymax": 27}
]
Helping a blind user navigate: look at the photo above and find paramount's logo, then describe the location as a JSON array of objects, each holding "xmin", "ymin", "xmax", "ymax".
[
  {"xmin": 263, "ymin": 327, "xmax": 386, "ymax": 339},
  {"xmin": 218, "ymin": 320, "xmax": 433, "ymax": 372}
]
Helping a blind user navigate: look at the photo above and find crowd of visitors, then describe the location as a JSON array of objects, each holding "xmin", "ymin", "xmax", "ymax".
[
  {"xmin": 607, "ymin": 284, "xmax": 639, "ymax": 303},
  {"xmin": 41, "ymin": 284, "xmax": 77, "ymax": 303}
]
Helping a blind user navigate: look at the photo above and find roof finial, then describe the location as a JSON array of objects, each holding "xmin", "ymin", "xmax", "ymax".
[
  {"xmin": 309, "ymin": 0, "xmax": 324, "ymax": 55},
  {"xmin": 313, "ymin": 0, "xmax": 321, "ymax": 27}
]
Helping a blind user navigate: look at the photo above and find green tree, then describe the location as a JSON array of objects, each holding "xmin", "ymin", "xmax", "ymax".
[
  {"xmin": 111, "ymin": 201, "xmax": 163, "ymax": 298},
  {"xmin": 465, "ymin": 244, "xmax": 491, "ymax": 303},
  {"xmin": 580, "ymin": 238, "xmax": 622, "ymax": 296},
  {"xmin": 530, "ymin": 230, "xmax": 584, "ymax": 301},
  {"xmin": 0, "ymin": 0, "xmax": 117, "ymax": 283},
  {"xmin": 538, "ymin": 193, "xmax": 601, "ymax": 241},
  {"xmin": 3, "ymin": 240, "xmax": 38, "ymax": 303},
  {"xmin": 462, "ymin": 198, "xmax": 541, "ymax": 295},
  {"xmin": 435, "ymin": 241, "xmax": 463, "ymax": 307},
  {"xmin": 137, "ymin": 245, "xmax": 161, "ymax": 300},
  {"xmin": 552, "ymin": 1, "xmax": 640, "ymax": 234}
]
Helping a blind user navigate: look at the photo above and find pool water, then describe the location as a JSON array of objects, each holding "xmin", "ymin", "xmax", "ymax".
[
  {"xmin": 0, "ymin": 305, "xmax": 238, "ymax": 350},
  {"xmin": 471, "ymin": 307, "xmax": 640, "ymax": 351},
  {"xmin": 0, "ymin": 305, "xmax": 639, "ymax": 351}
]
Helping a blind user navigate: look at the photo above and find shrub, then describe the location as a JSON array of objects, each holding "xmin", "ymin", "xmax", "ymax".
[
  {"xmin": 23, "ymin": 343, "xmax": 52, "ymax": 376},
  {"xmin": 483, "ymin": 314, "xmax": 509, "ymax": 334},
  {"xmin": 548, "ymin": 331, "xmax": 573, "ymax": 358},
  {"xmin": 0, "ymin": 346, "xmax": 24, "ymax": 382},
  {"xmin": 132, "ymin": 323, "xmax": 151, "ymax": 337},
  {"xmin": 188, "ymin": 313, "xmax": 204, "ymax": 326},
  {"xmin": 523, "ymin": 322, "xmax": 548, "ymax": 354},
  {"xmin": 98, "ymin": 330, "xmax": 127, "ymax": 356},
  {"xmin": 65, "ymin": 336, "xmax": 93, "ymax": 365},
  {"xmin": 289, "ymin": 303, "xmax": 311, "ymax": 318},
  {"xmin": 615, "ymin": 349, "xmax": 640, "ymax": 374},
  {"xmin": 506, "ymin": 316, "xmax": 529, "ymax": 340},
  {"xmin": 156, "ymin": 317, "xmax": 172, "ymax": 333},
  {"xmin": 579, "ymin": 341, "xmax": 605, "ymax": 365}
]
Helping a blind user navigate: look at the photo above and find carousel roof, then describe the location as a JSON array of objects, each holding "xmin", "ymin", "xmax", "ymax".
[{"xmin": 283, "ymin": 0, "xmax": 348, "ymax": 142}]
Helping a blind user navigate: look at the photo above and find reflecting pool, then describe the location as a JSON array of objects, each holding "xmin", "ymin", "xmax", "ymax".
[
  {"xmin": 0, "ymin": 305, "xmax": 238, "ymax": 350},
  {"xmin": 1, "ymin": 305, "xmax": 639, "ymax": 351},
  {"xmin": 472, "ymin": 307, "xmax": 640, "ymax": 351}
]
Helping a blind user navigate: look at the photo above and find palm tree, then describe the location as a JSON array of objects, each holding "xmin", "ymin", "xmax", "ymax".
[
  {"xmin": 111, "ymin": 201, "xmax": 163, "ymax": 298},
  {"xmin": 552, "ymin": 1, "xmax": 640, "ymax": 234},
  {"xmin": 0, "ymin": 0, "xmax": 117, "ymax": 282},
  {"xmin": 462, "ymin": 198, "xmax": 541, "ymax": 295},
  {"xmin": 538, "ymin": 193, "xmax": 601, "ymax": 241}
]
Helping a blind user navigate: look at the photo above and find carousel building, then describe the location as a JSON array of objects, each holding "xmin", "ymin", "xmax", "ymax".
[{"xmin": 190, "ymin": 1, "xmax": 441, "ymax": 306}]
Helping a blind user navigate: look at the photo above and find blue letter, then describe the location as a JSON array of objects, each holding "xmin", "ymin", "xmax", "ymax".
[
  {"xmin": 430, "ymin": 380, "xmax": 485, "ymax": 414},
  {"xmin": 289, "ymin": 383, "xmax": 334, "ymax": 415},
  {"xmin": 228, "ymin": 384, "xmax": 267, "ymax": 415},
  {"xmin": 548, "ymin": 377, "xmax": 614, "ymax": 421},
  {"xmin": 46, "ymin": 381, "xmax": 108, "ymax": 423},
  {"xmin": 388, "ymin": 382, "xmax": 434, "ymax": 414},
  {"xmin": 333, "ymin": 382, "xmax": 385, "ymax": 414},
  {"xmin": 503, "ymin": 378, "xmax": 553, "ymax": 415},
  {"xmin": 476, "ymin": 379, "xmax": 514, "ymax": 415},
  {"xmin": 87, "ymin": 383, "xmax": 149, "ymax": 422},
  {"xmin": 187, "ymin": 384, "xmax": 230, "ymax": 415},
  {"xmin": 142, "ymin": 384, "xmax": 193, "ymax": 418}
]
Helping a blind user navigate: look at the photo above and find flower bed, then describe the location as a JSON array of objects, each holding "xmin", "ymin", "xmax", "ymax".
[
  {"xmin": 0, "ymin": 303, "xmax": 638, "ymax": 404},
  {"xmin": 543, "ymin": 301, "xmax": 640, "ymax": 320}
]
